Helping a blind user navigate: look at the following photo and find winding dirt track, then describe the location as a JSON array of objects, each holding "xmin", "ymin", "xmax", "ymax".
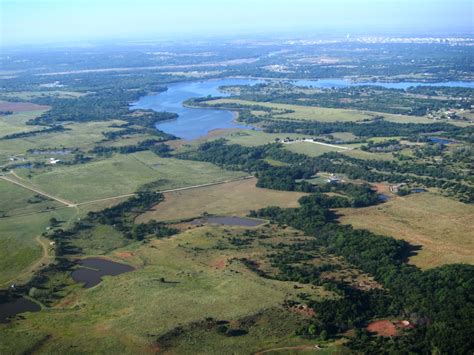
[{"xmin": 1, "ymin": 235, "xmax": 52, "ymax": 288}]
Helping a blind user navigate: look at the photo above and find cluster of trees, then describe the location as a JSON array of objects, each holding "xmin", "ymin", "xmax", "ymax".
[
  {"xmin": 1, "ymin": 125, "xmax": 67, "ymax": 140},
  {"xmin": 251, "ymin": 192, "xmax": 474, "ymax": 353},
  {"xmin": 91, "ymin": 139, "xmax": 161, "ymax": 155},
  {"xmin": 183, "ymin": 138, "xmax": 472, "ymax": 202},
  {"xmin": 360, "ymin": 139, "xmax": 403, "ymax": 153},
  {"xmin": 13, "ymin": 190, "xmax": 177, "ymax": 305},
  {"xmin": 264, "ymin": 118, "xmax": 465, "ymax": 138}
]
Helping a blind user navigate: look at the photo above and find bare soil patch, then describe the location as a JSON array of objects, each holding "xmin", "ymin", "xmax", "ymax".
[
  {"xmin": 0, "ymin": 101, "xmax": 50, "ymax": 113},
  {"xmin": 367, "ymin": 320, "xmax": 398, "ymax": 337}
]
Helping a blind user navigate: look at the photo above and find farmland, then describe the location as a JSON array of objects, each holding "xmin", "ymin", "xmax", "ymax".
[
  {"xmin": 0, "ymin": 37, "xmax": 473, "ymax": 354},
  {"xmin": 0, "ymin": 224, "xmax": 337, "ymax": 353},
  {"xmin": 337, "ymin": 192, "xmax": 474, "ymax": 268},
  {"xmin": 136, "ymin": 177, "xmax": 307, "ymax": 222}
]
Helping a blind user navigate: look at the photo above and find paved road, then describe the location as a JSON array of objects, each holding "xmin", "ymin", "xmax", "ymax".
[{"xmin": 283, "ymin": 139, "xmax": 353, "ymax": 150}]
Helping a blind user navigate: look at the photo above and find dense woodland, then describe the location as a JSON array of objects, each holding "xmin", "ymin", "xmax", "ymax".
[{"xmin": 251, "ymin": 195, "xmax": 474, "ymax": 353}]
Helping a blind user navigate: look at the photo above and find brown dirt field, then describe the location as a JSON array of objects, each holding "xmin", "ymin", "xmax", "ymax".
[
  {"xmin": 210, "ymin": 258, "xmax": 227, "ymax": 270},
  {"xmin": 136, "ymin": 178, "xmax": 307, "ymax": 223},
  {"xmin": 115, "ymin": 251, "xmax": 134, "ymax": 259},
  {"xmin": 367, "ymin": 320, "xmax": 398, "ymax": 337},
  {"xmin": 0, "ymin": 101, "xmax": 50, "ymax": 113},
  {"xmin": 337, "ymin": 192, "xmax": 474, "ymax": 269},
  {"xmin": 288, "ymin": 304, "xmax": 316, "ymax": 318}
]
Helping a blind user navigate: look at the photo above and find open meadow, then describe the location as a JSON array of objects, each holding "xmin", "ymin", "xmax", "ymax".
[
  {"xmin": 337, "ymin": 192, "xmax": 474, "ymax": 268},
  {"xmin": 12, "ymin": 152, "xmax": 247, "ymax": 204},
  {"xmin": 206, "ymin": 98, "xmax": 438, "ymax": 124},
  {"xmin": 0, "ymin": 224, "xmax": 338, "ymax": 354},
  {"xmin": 136, "ymin": 177, "xmax": 307, "ymax": 222}
]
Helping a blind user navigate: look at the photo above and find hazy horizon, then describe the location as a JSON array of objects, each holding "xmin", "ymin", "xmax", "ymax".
[{"xmin": 1, "ymin": 0, "xmax": 473, "ymax": 47}]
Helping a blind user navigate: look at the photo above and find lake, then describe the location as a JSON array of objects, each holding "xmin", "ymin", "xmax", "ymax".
[
  {"xmin": 0, "ymin": 297, "xmax": 41, "ymax": 323},
  {"xmin": 131, "ymin": 78, "xmax": 264, "ymax": 140},
  {"xmin": 132, "ymin": 78, "xmax": 474, "ymax": 140},
  {"xmin": 72, "ymin": 258, "xmax": 134, "ymax": 288}
]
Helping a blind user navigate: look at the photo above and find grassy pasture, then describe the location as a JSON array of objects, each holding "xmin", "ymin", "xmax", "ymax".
[
  {"xmin": 337, "ymin": 192, "xmax": 474, "ymax": 268},
  {"xmin": 218, "ymin": 130, "xmax": 316, "ymax": 147},
  {"xmin": 205, "ymin": 98, "xmax": 448, "ymax": 125},
  {"xmin": 0, "ymin": 207, "xmax": 77, "ymax": 287},
  {"xmin": 136, "ymin": 177, "xmax": 307, "ymax": 223},
  {"xmin": 284, "ymin": 142, "xmax": 348, "ymax": 157},
  {"xmin": 17, "ymin": 152, "xmax": 246, "ymax": 203},
  {"xmin": 0, "ymin": 179, "xmax": 61, "ymax": 217},
  {"xmin": 0, "ymin": 225, "xmax": 333, "ymax": 354},
  {"xmin": 209, "ymin": 98, "xmax": 372, "ymax": 122},
  {"xmin": 0, "ymin": 110, "xmax": 46, "ymax": 138},
  {"xmin": 1, "ymin": 91, "xmax": 86, "ymax": 100},
  {"xmin": 340, "ymin": 148, "xmax": 397, "ymax": 161},
  {"xmin": 0, "ymin": 120, "xmax": 125, "ymax": 156}
]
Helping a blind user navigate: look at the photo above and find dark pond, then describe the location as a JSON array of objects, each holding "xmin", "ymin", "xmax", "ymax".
[
  {"xmin": 132, "ymin": 78, "xmax": 473, "ymax": 140},
  {"xmin": 0, "ymin": 297, "xmax": 41, "ymax": 323},
  {"xmin": 411, "ymin": 188, "xmax": 427, "ymax": 193},
  {"xmin": 378, "ymin": 194, "xmax": 391, "ymax": 202},
  {"xmin": 191, "ymin": 216, "xmax": 265, "ymax": 227},
  {"xmin": 72, "ymin": 258, "xmax": 134, "ymax": 288},
  {"xmin": 427, "ymin": 137, "xmax": 453, "ymax": 145}
]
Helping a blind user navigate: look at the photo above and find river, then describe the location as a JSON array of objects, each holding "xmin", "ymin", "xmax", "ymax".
[{"xmin": 131, "ymin": 78, "xmax": 473, "ymax": 140}]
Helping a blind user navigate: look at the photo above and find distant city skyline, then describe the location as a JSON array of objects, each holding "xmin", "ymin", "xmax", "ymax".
[{"xmin": 1, "ymin": 0, "xmax": 473, "ymax": 46}]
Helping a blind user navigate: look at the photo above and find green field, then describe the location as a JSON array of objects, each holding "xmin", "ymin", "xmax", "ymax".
[
  {"xmin": 0, "ymin": 110, "xmax": 46, "ymax": 137},
  {"xmin": 14, "ymin": 152, "xmax": 246, "ymax": 203},
  {"xmin": 0, "ymin": 208, "xmax": 77, "ymax": 287},
  {"xmin": 209, "ymin": 98, "xmax": 373, "ymax": 122},
  {"xmin": 0, "ymin": 179, "xmax": 62, "ymax": 217},
  {"xmin": 0, "ymin": 225, "xmax": 334, "ymax": 353},
  {"xmin": 284, "ymin": 142, "xmax": 348, "ymax": 157},
  {"xmin": 217, "ymin": 130, "xmax": 317, "ymax": 147},
  {"xmin": 137, "ymin": 177, "xmax": 307, "ymax": 222}
]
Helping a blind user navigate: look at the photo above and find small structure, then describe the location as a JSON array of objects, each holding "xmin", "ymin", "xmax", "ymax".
[
  {"xmin": 49, "ymin": 158, "xmax": 61, "ymax": 165},
  {"xmin": 390, "ymin": 183, "xmax": 406, "ymax": 193},
  {"xmin": 327, "ymin": 174, "xmax": 342, "ymax": 184}
]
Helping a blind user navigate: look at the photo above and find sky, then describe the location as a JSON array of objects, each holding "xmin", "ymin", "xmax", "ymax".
[{"xmin": 1, "ymin": 0, "xmax": 473, "ymax": 46}]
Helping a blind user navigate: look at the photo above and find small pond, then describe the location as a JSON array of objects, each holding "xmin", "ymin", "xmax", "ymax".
[
  {"xmin": 427, "ymin": 137, "xmax": 453, "ymax": 145},
  {"xmin": 411, "ymin": 188, "xmax": 427, "ymax": 193},
  {"xmin": 191, "ymin": 216, "xmax": 265, "ymax": 227},
  {"xmin": 72, "ymin": 258, "xmax": 134, "ymax": 289},
  {"xmin": 0, "ymin": 297, "xmax": 41, "ymax": 323},
  {"xmin": 378, "ymin": 194, "xmax": 391, "ymax": 202}
]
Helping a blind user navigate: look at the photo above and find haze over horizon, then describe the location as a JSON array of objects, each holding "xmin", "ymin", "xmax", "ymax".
[{"xmin": 1, "ymin": 0, "xmax": 473, "ymax": 47}]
